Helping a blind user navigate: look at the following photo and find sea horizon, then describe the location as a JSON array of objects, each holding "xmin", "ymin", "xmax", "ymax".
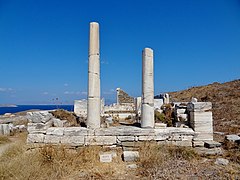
[{"xmin": 0, "ymin": 104, "xmax": 74, "ymax": 115}]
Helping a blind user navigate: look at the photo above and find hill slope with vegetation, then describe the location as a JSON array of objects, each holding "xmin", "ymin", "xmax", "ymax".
[{"xmin": 169, "ymin": 79, "xmax": 240, "ymax": 134}]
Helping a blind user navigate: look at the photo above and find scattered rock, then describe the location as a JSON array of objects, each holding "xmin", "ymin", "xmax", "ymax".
[
  {"xmin": 215, "ymin": 158, "xmax": 229, "ymax": 166},
  {"xmin": 123, "ymin": 151, "xmax": 139, "ymax": 162},
  {"xmin": 126, "ymin": 164, "xmax": 137, "ymax": 169},
  {"xmin": 225, "ymin": 134, "xmax": 240, "ymax": 142}
]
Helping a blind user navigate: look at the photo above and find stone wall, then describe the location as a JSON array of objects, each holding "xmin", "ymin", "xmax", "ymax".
[
  {"xmin": 116, "ymin": 88, "xmax": 134, "ymax": 105},
  {"xmin": 27, "ymin": 125, "xmax": 195, "ymax": 147}
]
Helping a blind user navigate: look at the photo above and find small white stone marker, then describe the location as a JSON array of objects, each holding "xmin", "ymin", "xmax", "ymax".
[{"xmin": 99, "ymin": 153, "xmax": 112, "ymax": 163}]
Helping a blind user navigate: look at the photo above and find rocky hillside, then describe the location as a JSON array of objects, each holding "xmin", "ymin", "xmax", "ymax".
[{"xmin": 169, "ymin": 79, "xmax": 240, "ymax": 134}]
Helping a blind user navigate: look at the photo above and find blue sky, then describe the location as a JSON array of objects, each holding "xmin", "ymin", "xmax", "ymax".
[{"xmin": 0, "ymin": 0, "xmax": 240, "ymax": 104}]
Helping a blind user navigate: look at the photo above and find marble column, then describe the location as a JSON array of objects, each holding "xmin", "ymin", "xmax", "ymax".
[
  {"xmin": 141, "ymin": 48, "xmax": 154, "ymax": 128},
  {"xmin": 87, "ymin": 22, "xmax": 101, "ymax": 129}
]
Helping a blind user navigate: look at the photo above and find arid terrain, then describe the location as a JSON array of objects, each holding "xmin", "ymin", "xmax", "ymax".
[
  {"xmin": 0, "ymin": 79, "xmax": 239, "ymax": 179},
  {"xmin": 169, "ymin": 79, "xmax": 240, "ymax": 135}
]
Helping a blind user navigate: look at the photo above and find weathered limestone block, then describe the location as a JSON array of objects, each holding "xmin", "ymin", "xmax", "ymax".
[
  {"xmin": 175, "ymin": 108, "xmax": 186, "ymax": 115},
  {"xmin": 64, "ymin": 127, "xmax": 90, "ymax": 136},
  {"xmin": 187, "ymin": 102, "xmax": 212, "ymax": 112},
  {"xmin": 60, "ymin": 136, "xmax": 85, "ymax": 146},
  {"xmin": 195, "ymin": 147, "xmax": 222, "ymax": 155},
  {"xmin": 204, "ymin": 141, "xmax": 221, "ymax": 148},
  {"xmin": 167, "ymin": 127, "xmax": 195, "ymax": 135},
  {"xmin": 85, "ymin": 136, "xmax": 116, "ymax": 145},
  {"xmin": 44, "ymin": 135, "xmax": 61, "ymax": 144},
  {"xmin": 123, "ymin": 151, "xmax": 139, "ymax": 162},
  {"xmin": 192, "ymin": 141, "xmax": 205, "ymax": 147},
  {"xmin": 155, "ymin": 123, "xmax": 167, "ymax": 128},
  {"xmin": 95, "ymin": 126, "xmax": 155, "ymax": 136},
  {"xmin": 52, "ymin": 118, "xmax": 64, "ymax": 127},
  {"xmin": 27, "ymin": 111, "xmax": 53, "ymax": 123},
  {"xmin": 168, "ymin": 135, "xmax": 193, "ymax": 141},
  {"xmin": 117, "ymin": 136, "xmax": 136, "ymax": 142},
  {"xmin": 27, "ymin": 122, "xmax": 52, "ymax": 134},
  {"xmin": 138, "ymin": 136, "xmax": 155, "ymax": 141},
  {"xmin": 0, "ymin": 124, "xmax": 10, "ymax": 135},
  {"xmin": 194, "ymin": 132, "xmax": 213, "ymax": 141},
  {"xmin": 46, "ymin": 127, "xmax": 64, "ymax": 136},
  {"xmin": 27, "ymin": 134, "xmax": 45, "ymax": 143},
  {"xmin": 225, "ymin": 134, "xmax": 240, "ymax": 142}
]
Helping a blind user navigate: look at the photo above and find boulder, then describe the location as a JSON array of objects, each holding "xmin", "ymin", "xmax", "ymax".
[
  {"xmin": 225, "ymin": 134, "xmax": 240, "ymax": 142},
  {"xmin": 215, "ymin": 158, "xmax": 229, "ymax": 166}
]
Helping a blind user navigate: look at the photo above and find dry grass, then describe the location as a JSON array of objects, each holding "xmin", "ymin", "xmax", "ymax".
[
  {"xmin": 169, "ymin": 79, "xmax": 240, "ymax": 134},
  {"xmin": 0, "ymin": 139, "xmax": 239, "ymax": 179},
  {"xmin": 138, "ymin": 142, "xmax": 240, "ymax": 179},
  {"xmin": 0, "ymin": 143, "xmax": 128, "ymax": 180},
  {"xmin": 51, "ymin": 109, "xmax": 80, "ymax": 127},
  {"xmin": 0, "ymin": 136, "xmax": 11, "ymax": 144}
]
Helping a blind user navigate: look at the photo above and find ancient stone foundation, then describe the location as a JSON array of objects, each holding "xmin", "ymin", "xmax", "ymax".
[{"xmin": 27, "ymin": 124, "xmax": 195, "ymax": 147}]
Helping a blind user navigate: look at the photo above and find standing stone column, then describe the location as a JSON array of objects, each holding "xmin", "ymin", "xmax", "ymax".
[
  {"xmin": 141, "ymin": 48, "xmax": 154, "ymax": 128},
  {"xmin": 87, "ymin": 22, "xmax": 101, "ymax": 129}
]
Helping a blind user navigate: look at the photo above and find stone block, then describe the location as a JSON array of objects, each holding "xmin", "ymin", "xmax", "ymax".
[
  {"xmin": 61, "ymin": 136, "xmax": 84, "ymax": 146},
  {"xmin": 27, "ymin": 111, "xmax": 53, "ymax": 123},
  {"xmin": 166, "ymin": 140, "xmax": 192, "ymax": 147},
  {"xmin": 168, "ymin": 135, "xmax": 193, "ymax": 141},
  {"xmin": 155, "ymin": 123, "xmax": 167, "ymax": 128},
  {"xmin": 204, "ymin": 141, "xmax": 221, "ymax": 148},
  {"xmin": 46, "ymin": 127, "xmax": 64, "ymax": 136},
  {"xmin": 225, "ymin": 134, "xmax": 240, "ymax": 142},
  {"xmin": 27, "ymin": 134, "xmax": 45, "ymax": 143},
  {"xmin": 85, "ymin": 136, "xmax": 116, "ymax": 145},
  {"xmin": 121, "ymin": 142, "xmax": 144, "ymax": 147},
  {"xmin": 123, "ymin": 151, "xmax": 139, "ymax": 162},
  {"xmin": 117, "ymin": 136, "xmax": 136, "ymax": 142},
  {"xmin": 95, "ymin": 126, "xmax": 155, "ymax": 136},
  {"xmin": 53, "ymin": 118, "xmax": 64, "ymax": 127},
  {"xmin": 27, "ymin": 122, "xmax": 51, "ymax": 134},
  {"xmin": 64, "ymin": 127, "xmax": 89, "ymax": 136},
  {"xmin": 44, "ymin": 135, "xmax": 61, "ymax": 144},
  {"xmin": 195, "ymin": 147, "xmax": 222, "ymax": 155},
  {"xmin": 176, "ymin": 108, "xmax": 186, "ymax": 114},
  {"xmin": 194, "ymin": 132, "xmax": 213, "ymax": 141},
  {"xmin": 193, "ymin": 141, "xmax": 204, "ymax": 147},
  {"xmin": 138, "ymin": 136, "xmax": 155, "ymax": 141},
  {"xmin": 187, "ymin": 102, "xmax": 212, "ymax": 112},
  {"xmin": 0, "ymin": 124, "xmax": 10, "ymax": 135}
]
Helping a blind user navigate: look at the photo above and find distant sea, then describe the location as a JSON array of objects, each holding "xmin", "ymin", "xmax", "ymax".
[{"xmin": 0, "ymin": 105, "xmax": 74, "ymax": 115}]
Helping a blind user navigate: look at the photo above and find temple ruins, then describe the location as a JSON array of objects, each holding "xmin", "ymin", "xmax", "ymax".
[{"xmin": 27, "ymin": 22, "xmax": 217, "ymax": 153}]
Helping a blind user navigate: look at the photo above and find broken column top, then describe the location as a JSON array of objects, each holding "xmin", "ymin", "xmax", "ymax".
[{"xmin": 187, "ymin": 102, "xmax": 212, "ymax": 112}]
